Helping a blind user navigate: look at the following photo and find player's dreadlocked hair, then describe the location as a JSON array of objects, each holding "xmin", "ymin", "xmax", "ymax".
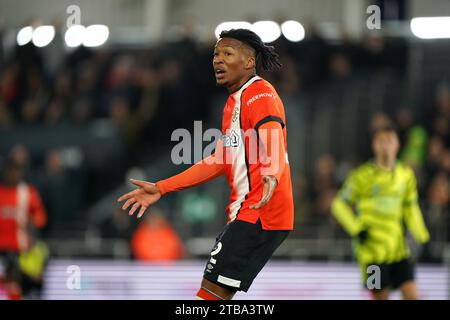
[{"xmin": 219, "ymin": 29, "xmax": 282, "ymax": 72}]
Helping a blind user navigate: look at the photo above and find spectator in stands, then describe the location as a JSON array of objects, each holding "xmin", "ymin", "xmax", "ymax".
[
  {"xmin": 103, "ymin": 55, "xmax": 137, "ymax": 116},
  {"xmin": 0, "ymin": 65, "xmax": 20, "ymax": 109},
  {"xmin": 52, "ymin": 71, "xmax": 72, "ymax": 103},
  {"xmin": 291, "ymin": 173, "xmax": 313, "ymax": 235},
  {"xmin": 260, "ymin": 55, "xmax": 302, "ymax": 95},
  {"xmin": 0, "ymin": 18, "xmax": 4, "ymax": 67},
  {"xmin": 297, "ymin": 23, "xmax": 330, "ymax": 89},
  {"xmin": 100, "ymin": 206, "xmax": 136, "ymax": 240},
  {"xmin": 109, "ymin": 96, "xmax": 131, "ymax": 129},
  {"xmin": 44, "ymin": 98, "xmax": 67, "ymax": 127},
  {"xmin": 20, "ymin": 98, "xmax": 42, "ymax": 125},
  {"xmin": 435, "ymin": 85, "xmax": 450, "ymax": 122},
  {"xmin": 19, "ymin": 66, "xmax": 48, "ymax": 111},
  {"xmin": 426, "ymin": 172, "xmax": 450, "ymax": 244},
  {"xmin": 395, "ymin": 108, "xmax": 414, "ymax": 147},
  {"xmin": 441, "ymin": 150, "xmax": 450, "ymax": 174},
  {"xmin": 8, "ymin": 144, "xmax": 30, "ymax": 169},
  {"xmin": 0, "ymin": 100, "xmax": 14, "ymax": 129},
  {"xmin": 37, "ymin": 148, "xmax": 86, "ymax": 236},
  {"xmin": 428, "ymin": 172, "xmax": 450, "ymax": 212},
  {"xmin": 329, "ymin": 52, "xmax": 352, "ymax": 81},
  {"xmin": 37, "ymin": 149, "xmax": 67, "ymax": 235},
  {"xmin": 432, "ymin": 117, "xmax": 449, "ymax": 147},
  {"xmin": 131, "ymin": 208, "xmax": 185, "ymax": 262},
  {"xmin": 70, "ymin": 98, "xmax": 93, "ymax": 126},
  {"xmin": 311, "ymin": 154, "xmax": 338, "ymax": 225},
  {"xmin": 313, "ymin": 154, "xmax": 337, "ymax": 193},
  {"xmin": 423, "ymin": 135, "xmax": 446, "ymax": 195},
  {"xmin": 395, "ymin": 108, "xmax": 428, "ymax": 170},
  {"xmin": 427, "ymin": 85, "xmax": 450, "ymax": 147},
  {"xmin": 42, "ymin": 17, "xmax": 66, "ymax": 78},
  {"xmin": 361, "ymin": 34, "xmax": 407, "ymax": 72}
]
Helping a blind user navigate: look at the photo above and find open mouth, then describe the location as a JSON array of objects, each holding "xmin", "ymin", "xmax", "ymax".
[{"xmin": 215, "ymin": 69, "xmax": 226, "ymax": 79}]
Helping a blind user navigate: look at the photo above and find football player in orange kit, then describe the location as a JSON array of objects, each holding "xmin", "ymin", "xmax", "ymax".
[
  {"xmin": 118, "ymin": 29, "xmax": 294, "ymax": 300},
  {"xmin": 0, "ymin": 157, "xmax": 47, "ymax": 299}
]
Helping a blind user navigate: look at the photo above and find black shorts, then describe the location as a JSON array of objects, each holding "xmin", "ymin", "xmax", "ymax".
[
  {"xmin": 0, "ymin": 251, "xmax": 21, "ymax": 283},
  {"xmin": 203, "ymin": 219, "xmax": 289, "ymax": 292},
  {"xmin": 365, "ymin": 259, "xmax": 415, "ymax": 290}
]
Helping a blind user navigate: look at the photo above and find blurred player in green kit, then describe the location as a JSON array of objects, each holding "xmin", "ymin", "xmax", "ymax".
[{"xmin": 332, "ymin": 125, "xmax": 430, "ymax": 300}]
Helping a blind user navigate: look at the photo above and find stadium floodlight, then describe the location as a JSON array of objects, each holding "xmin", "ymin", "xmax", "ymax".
[
  {"xmin": 32, "ymin": 25, "xmax": 55, "ymax": 47},
  {"xmin": 16, "ymin": 26, "xmax": 33, "ymax": 46},
  {"xmin": 215, "ymin": 21, "xmax": 253, "ymax": 39},
  {"xmin": 281, "ymin": 20, "xmax": 305, "ymax": 42},
  {"xmin": 411, "ymin": 17, "xmax": 450, "ymax": 39},
  {"xmin": 65, "ymin": 25, "xmax": 86, "ymax": 47},
  {"xmin": 83, "ymin": 25, "xmax": 109, "ymax": 47},
  {"xmin": 251, "ymin": 21, "xmax": 281, "ymax": 43}
]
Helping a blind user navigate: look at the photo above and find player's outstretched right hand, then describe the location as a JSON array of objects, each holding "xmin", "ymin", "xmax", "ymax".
[{"xmin": 117, "ymin": 179, "xmax": 161, "ymax": 219}]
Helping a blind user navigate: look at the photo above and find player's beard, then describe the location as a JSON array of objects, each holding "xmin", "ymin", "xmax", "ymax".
[
  {"xmin": 215, "ymin": 71, "xmax": 227, "ymax": 86},
  {"xmin": 215, "ymin": 78, "xmax": 228, "ymax": 88}
]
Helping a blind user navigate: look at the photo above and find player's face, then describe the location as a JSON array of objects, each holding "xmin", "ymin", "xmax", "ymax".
[
  {"xmin": 372, "ymin": 131, "xmax": 400, "ymax": 159},
  {"xmin": 213, "ymin": 38, "xmax": 253, "ymax": 91}
]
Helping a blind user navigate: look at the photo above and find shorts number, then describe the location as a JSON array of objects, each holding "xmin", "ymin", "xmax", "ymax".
[
  {"xmin": 209, "ymin": 242, "xmax": 222, "ymax": 264},
  {"xmin": 211, "ymin": 242, "xmax": 222, "ymax": 256}
]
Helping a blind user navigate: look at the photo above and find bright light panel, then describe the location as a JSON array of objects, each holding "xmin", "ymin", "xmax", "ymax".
[
  {"xmin": 17, "ymin": 26, "xmax": 33, "ymax": 46},
  {"xmin": 214, "ymin": 21, "xmax": 253, "ymax": 39},
  {"xmin": 83, "ymin": 25, "xmax": 109, "ymax": 47},
  {"xmin": 65, "ymin": 25, "xmax": 86, "ymax": 47},
  {"xmin": 252, "ymin": 21, "xmax": 281, "ymax": 43},
  {"xmin": 32, "ymin": 25, "xmax": 55, "ymax": 47},
  {"xmin": 411, "ymin": 17, "xmax": 450, "ymax": 39},
  {"xmin": 281, "ymin": 20, "xmax": 305, "ymax": 42}
]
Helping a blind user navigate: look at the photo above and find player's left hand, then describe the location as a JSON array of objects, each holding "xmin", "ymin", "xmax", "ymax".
[{"xmin": 250, "ymin": 175, "xmax": 278, "ymax": 209}]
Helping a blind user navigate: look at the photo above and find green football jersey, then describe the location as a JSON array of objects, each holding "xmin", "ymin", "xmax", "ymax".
[{"xmin": 332, "ymin": 160, "xmax": 429, "ymax": 267}]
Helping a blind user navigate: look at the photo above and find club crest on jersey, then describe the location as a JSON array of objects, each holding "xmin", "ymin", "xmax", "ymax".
[
  {"xmin": 372, "ymin": 185, "xmax": 380, "ymax": 195},
  {"xmin": 232, "ymin": 107, "xmax": 240, "ymax": 123},
  {"xmin": 222, "ymin": 130, "xmax": 240, "ymax": 147}
]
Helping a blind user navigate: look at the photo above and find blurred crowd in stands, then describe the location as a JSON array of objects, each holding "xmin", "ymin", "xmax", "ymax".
[{"xmin": 1, "ymin": 24, "xmax": 449, "ymax": 261}]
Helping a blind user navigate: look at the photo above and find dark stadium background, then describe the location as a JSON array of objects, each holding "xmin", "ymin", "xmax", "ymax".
[{"xmin": 0, "ymin": 0, "xmax": 449, "ymax": 299}]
